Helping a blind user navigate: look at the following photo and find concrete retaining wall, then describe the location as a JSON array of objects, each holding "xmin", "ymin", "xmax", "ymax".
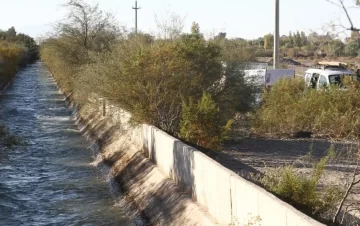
[
  {"xmin": 99, "ymin": 102, "xmax": 325, "ymax": 225},
  {"xmin": 131, "ymin": 124, "xmax": 325, "ymax": 225}
]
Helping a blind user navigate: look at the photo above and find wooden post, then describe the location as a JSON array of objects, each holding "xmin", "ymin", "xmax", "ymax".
[{"xmin": 103, "ymin": 100, "xmax": 106, "ymax": 117}]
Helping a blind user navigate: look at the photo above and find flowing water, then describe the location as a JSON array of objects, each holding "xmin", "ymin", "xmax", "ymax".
[{"xmin": 0, "ymin": 62, "xmax": 142, "ymax": 226}]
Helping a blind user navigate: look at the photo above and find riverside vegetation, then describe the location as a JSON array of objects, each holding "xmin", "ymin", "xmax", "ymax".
[
  {"xmin": 254, "ymin": 77, "xmax": 360, "ymax": 139},
  {"xmin": 39, "ymin": 0, "xmax": 360, "ymax": 225},
  {"xmin": 0, "ymin": 27, "xmax": 39, "ymax": 88},
  {"xmin": 40, "ymin": 0, "xmax": 255, "ymax": 151},
  {"xmin": 0, "ymin": 27, "xmax": 39, "ymax": 147}
]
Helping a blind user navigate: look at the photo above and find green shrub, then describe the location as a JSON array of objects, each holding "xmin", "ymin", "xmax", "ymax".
[
  {"xmin": 179, "ymin": 92, "xmax": 233, "ymax": 150},
  {"xmin": 260, "ymin": 146, "xmax": 343, "ymax": 216},
  {"xmin": 254, "ymin": 77, "xmax": 360, "ymax": 139}
]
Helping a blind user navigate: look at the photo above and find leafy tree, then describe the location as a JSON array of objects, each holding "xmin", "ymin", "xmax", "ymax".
[
  {"xmin": 289, "ymin": 31, "xmax": 294, "ymax": 46},
  {"xmin": 294, "ymin": 31, "xmax": 302, "ymax": 47},
  {"xmin": 264, "ymin": 34, "xmax": 274, "ymax": 50},
  {"xmin": 74, "ymin": 27, "xmax": 226, "ymax": 133},
  {"xmin": 6, "ymin": 27, "xmax": 16, "ymax": 38},
  {"xmin": 300, "ymin": 31, "xmax": 308, "ymax": 46}
]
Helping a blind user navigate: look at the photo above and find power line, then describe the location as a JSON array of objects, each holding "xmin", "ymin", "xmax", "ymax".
[{"xmin": 132, "ymin": 1, "xmax": 141, "ymax": 34}]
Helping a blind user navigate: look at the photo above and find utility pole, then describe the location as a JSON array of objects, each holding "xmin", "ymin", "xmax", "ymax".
[
  {"xmin": 132, "ymin": 1, "xmax": 140, "ymax": 34},
  {"xmin": 274, "ymin": 0, "xmax": 280, "ymax": 69}
]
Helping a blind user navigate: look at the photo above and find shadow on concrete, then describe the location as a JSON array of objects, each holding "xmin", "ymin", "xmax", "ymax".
[
  {"xmin": 113, "ymin": 149, "xmax": 198, "ymax": 226},
  {"xmin": 172, "ymin": 141, "xmax": 195, "ymax": 197}
]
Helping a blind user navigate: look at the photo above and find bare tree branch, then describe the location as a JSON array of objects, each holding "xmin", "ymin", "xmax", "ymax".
[
  {"xmin": 327, "ymin": 0, "xmax": 360, "ymax": 32},
  {"xmin": 333, "ymin": 161, "xmax": 360, "ymax": 223},
  {"xmin": 339, "ymin": 0, "xmax": 359, "ymax": 31}
]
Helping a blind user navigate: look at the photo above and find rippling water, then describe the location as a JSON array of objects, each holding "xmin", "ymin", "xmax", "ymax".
[{"xmin": 0, "ymin": 62, "xmax": 139, "ymax": 226}]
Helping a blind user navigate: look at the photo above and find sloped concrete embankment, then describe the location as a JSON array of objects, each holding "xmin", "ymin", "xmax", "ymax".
[
  {"xmin": 73, "ymin": 101, "xmax": 217, "ymax": 226},
  {"xmin": 71, "ymin": 99, "xmax": 325, "ymax": 226}
]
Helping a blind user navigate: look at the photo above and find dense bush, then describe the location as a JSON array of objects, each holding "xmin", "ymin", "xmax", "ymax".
[
  {"xmin": 0, "ymin": 41, "xmax": 25, "ymax": 87},
  {"xmin": 254, "ymin": 77, "xmax": 360, "ymax": 139},
  {"xmin": 0, "ymin": 27, "xmax": 39, "ymax": 89},
  {"xmin": 40, "ymin": 0, "xmax": 256, "ymax": 150},
  {"xmin": 0, "ymin": 27, "xmax": 39, "ymax": 63},
  {"xmin": 179, "ymin": 93, "xmax": 233, "ymax": 150}
]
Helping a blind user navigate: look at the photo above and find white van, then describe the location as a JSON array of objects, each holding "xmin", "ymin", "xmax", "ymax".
[{"xmin": 304, "ymin": 62, "xmax": 355, "ymax": 89}]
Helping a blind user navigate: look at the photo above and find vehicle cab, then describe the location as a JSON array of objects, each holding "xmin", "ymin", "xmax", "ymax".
[{"xmin": 304, "ymin": 62, "xmax": 355, "ymax": 89}]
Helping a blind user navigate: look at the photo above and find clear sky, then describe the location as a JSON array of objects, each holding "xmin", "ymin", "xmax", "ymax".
[{"xmin": 0, "ymin": 0, "xmax": 359, "ymax": 40}]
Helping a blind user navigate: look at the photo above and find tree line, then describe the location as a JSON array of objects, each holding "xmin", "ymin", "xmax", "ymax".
[
  {"xmin": 0, "ymin": 27, "xmax": 39, "ymax": 89},
  {"xmin": 0, "ymin": 27, "xmax": 39, "ymax": 64},
  {"xmin": 212, "ymin": 30, "xmax": 360, "ymax": 59}
]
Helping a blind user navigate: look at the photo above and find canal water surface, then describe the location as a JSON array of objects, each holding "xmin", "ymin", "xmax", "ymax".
[{"xmin": 0, "ymin": 62, "xmax": 142, "ymax": 226}]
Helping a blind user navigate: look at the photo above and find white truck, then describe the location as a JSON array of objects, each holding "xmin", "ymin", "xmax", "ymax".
[{"xmin": 304, "ymin": 62, "xmax": 356, "ymax": 89}]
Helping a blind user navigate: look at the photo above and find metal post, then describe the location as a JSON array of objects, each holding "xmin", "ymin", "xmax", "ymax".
[
  {"xmin": 274, "ymin": 0, "xmax": 280, "ymax": 69},
  {"xmin": 132, "ymin": 1, "xmax": 140, "ymax": 34}
]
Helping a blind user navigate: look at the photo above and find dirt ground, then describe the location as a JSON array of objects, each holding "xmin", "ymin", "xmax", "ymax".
[{"xmin": 216, "ymin": 138, "xmax": 360, "ymax": 224}]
